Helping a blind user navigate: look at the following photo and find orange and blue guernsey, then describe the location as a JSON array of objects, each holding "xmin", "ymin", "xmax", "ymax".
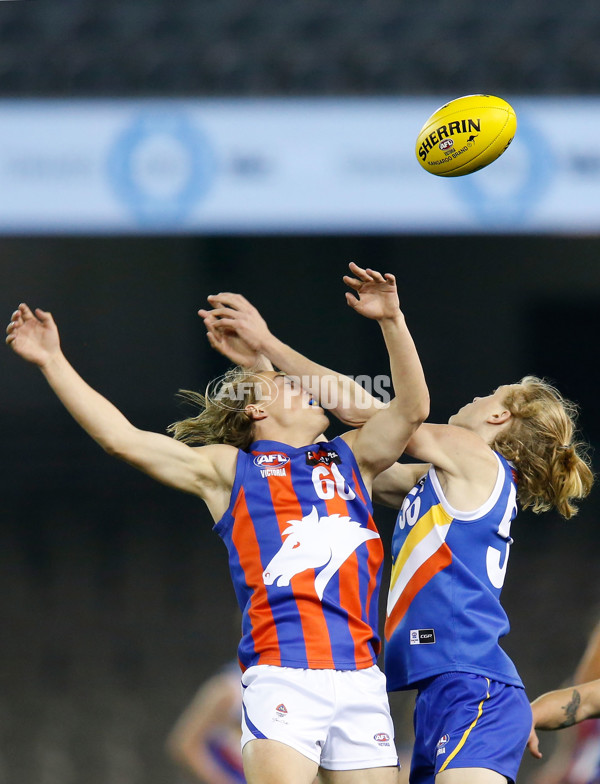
[
  {"xmin": 384, "ymin": 451, "xmax": 523, "ymax": 691},
  {"xmin": 213, "ymin": 436, "xmax": 384, "ymax": 672}
]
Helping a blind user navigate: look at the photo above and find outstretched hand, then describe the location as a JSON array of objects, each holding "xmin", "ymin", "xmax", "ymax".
[
  {"xmin": 343, "ymin": 262, "xmax": 401, "ymax": 321},
  {"xmin": 199, "ymin": 293, "xmax": 272, "ymax": 369},
  {"xmin": 5, "ymin": 303, "xmax": 61, "ymax": 366}
]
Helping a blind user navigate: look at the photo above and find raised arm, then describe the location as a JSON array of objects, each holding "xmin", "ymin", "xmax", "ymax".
[
  {"xmin": 372, "ymin": 462, "xmax": 430, "ymax": 508},
  {"xmin": 339, "ymin": 267, "xmax": 429, "ymax": 483},
  {"xmin": 5, "ymin": 304, "xmax": 236, "ymax": 520},
  {"xmin": 198, "ymin": 265, "xmax": 386, "ymax": 427}
]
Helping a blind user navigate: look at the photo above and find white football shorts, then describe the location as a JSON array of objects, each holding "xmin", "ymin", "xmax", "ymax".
[{"xmin": 240, "ymin": 664, "xmax": 399, "ymax": 771}]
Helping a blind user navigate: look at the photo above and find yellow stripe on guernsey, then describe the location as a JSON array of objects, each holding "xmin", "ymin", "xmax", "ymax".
[
  {"xmin": 439, "ymin": 678, "xmax": 491, "ymax": 772},
  {"xmin": 387, "ymin": 503, "xmax": 452, "ymax": 617}
]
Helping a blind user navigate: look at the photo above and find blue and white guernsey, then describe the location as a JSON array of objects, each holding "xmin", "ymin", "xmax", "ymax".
[{"xmin": 384, "ymin": 451, "xmax": 522, "ymax": 691}]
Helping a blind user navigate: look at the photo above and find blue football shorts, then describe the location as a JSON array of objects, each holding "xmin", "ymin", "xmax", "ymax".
[{"xmin": 410, "ymin": 672, "xmax": 532, "ymax": 784}]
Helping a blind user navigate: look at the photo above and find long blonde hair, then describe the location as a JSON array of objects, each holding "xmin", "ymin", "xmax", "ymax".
[
  {"xmin": 491, "ymin": 376, "xmax": 593, "ymax": 519},
  {"xmin": 167, "ymin": 366, "xmax": 263, "ymax": 450}
]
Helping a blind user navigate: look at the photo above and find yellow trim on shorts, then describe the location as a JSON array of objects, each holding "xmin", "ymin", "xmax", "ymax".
[{"xmin": 439, "ymin": 677, "xmax": 491, "ymax": 773}]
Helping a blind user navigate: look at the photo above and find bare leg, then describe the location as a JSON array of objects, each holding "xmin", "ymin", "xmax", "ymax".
[
  {"xmin": 243, "ymin": 739, "xmax": 319, "ymax": 784},
  {"xmin": 320, "ymin": 765, "xmax": 400, "ymax": 784},
  {"xmin": 436, "ymin": 768, "xmax": 508, "ymax": 784}
]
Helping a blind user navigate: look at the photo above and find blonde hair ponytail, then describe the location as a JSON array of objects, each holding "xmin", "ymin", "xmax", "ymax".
[{"xmin": 492, "ymin": 376, "xmax": 594, "ymax": 519}]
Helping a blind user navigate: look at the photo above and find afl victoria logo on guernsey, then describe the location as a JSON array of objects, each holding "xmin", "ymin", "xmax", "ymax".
[
  {"xmin": 253, "ymin": 452, "xmax": 290, "ymax": 478},
  {"xmin": 107, "ymin": 112, "xmax": 216, "ymax": 227}
]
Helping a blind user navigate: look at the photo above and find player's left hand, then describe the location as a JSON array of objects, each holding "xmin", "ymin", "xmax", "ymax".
[{"xmin": 343, "ymin": 262, "xmax": 401, "ymax": 321}]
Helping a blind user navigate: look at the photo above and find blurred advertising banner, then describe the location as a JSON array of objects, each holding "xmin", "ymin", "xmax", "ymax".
[{"xmin": 0, "ymin": 97, "xmax": 594, "ymax": 234}]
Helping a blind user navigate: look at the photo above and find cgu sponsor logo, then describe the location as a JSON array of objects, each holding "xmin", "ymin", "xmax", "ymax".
[{"xmin": 419, "ymin": 118, "xmax": 481, "ymax": 161}]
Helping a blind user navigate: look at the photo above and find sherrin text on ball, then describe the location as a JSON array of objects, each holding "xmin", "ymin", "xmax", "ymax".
[{"xmin": 416, "ymin": 94, "xmax": 517, "ymax": 177}]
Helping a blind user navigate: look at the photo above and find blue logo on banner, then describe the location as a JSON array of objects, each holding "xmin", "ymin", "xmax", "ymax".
[
  {"xmin": 107, "ymin": 112, "xmax": 215, "ymax": 227},
  {"xmin": 452, "ymin": 110, "xmax": 553, "ymax": 229}
]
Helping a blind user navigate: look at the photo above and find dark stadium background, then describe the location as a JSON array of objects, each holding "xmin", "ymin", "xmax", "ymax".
[{"xmin": 1, "ymin": 2, "xmax": 600, "ymax": 782}]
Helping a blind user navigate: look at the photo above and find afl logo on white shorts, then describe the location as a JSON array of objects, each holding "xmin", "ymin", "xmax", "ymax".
[{"xmin": 374, "ymin": 733, "xmax": 391, "ymax": 746}]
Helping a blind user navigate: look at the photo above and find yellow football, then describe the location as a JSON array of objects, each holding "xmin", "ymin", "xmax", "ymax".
[{"xmin": 415, "ymin": 94, "xmax": 517, "ymax": 177}]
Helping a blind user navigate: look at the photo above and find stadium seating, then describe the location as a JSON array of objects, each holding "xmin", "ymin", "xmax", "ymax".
[{"xmin": 0, "ymin": 0, "xmax": 596, "ymax": 96}]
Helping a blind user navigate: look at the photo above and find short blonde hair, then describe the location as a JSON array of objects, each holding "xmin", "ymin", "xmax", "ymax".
[
  {"xmin": 167, "ymin": 366, "xmax": 263, "ymax": 451},
  {"xmin": 491, "ymin": 376, "xmax": 593, "ymax": 519}
]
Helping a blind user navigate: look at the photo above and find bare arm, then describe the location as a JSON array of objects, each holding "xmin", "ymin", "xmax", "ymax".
[
  {"xmin": 205, "ymin": 308, "xmax": 366, "ymax": 422},
  {"xmin": 6, "ymin": 304, "xmax": 236, "ymax": 520},
  {"xmin": 372, "ymin": 462, "xmax": 430, "ymax": 508},
  {"xmin": 338, "ymin": 267, "xmax": 429, "ymax": 483},
  {"xmin": 532, "ymin": 681, "xmax": 600, "ymax": 730},
  {"xmin": 391, "ymin": 422, "xmax": 501, "ymax": 512},
  {"xmin": 200, "ymin": 311, "xmax": 274, "ymax": 373},
  {"xmin": 198, "ymin": 262, "xmax": 390, "ymax": 427}
]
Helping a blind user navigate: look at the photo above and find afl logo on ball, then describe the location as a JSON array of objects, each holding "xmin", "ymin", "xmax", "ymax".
[{"xmin": 439, "ymin": 139, "xmax": 454, "ymax": 152}]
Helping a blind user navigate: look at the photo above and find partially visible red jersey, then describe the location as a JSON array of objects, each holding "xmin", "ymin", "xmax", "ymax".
[{"xmin": 214, "ymin": 436, "xmax": 384, "ymax": 671}]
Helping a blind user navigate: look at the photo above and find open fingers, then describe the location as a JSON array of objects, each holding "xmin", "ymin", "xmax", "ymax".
[
  {"xmin": 344, "ymin": 291, "xmax": 360, "ymax": 309},
  {"xmin": 34, "ymin": 307, "xmax": 54, "ymax": 324},
  {"xmin": 342, "ymin": 275, "xmax": 363, "ymax": 292},
  {"xmin": 206, "ymin": 316, "xmax": 238, "ymax": 330},
  {"xmin": 200, "ymin": 305, "xmax": 242, "ymax": 321},
  {"xmin": 199, "ymin": 306, "xmax": 221, "ymax": 319},
  {"xmin": 346, "ymin": 263, "xmax": 394, "ymax": 287},
  {"xmin": 347, "ymin": 261, "xmax": 375, "ymax": 281},
  {"xmin": 206, "ymin": 330, "xmax": 223, "ymax": 351},
  {"xmin": 364, "ymin": 267, "xmax": 386, "ymax": 284},
  {"xmin": 207, "ymin": 292, "xmax": 252, "ymax": 311},
  {"xmin": 18, "ymin": 303, "xmax": 36, "ymax": 321}
]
